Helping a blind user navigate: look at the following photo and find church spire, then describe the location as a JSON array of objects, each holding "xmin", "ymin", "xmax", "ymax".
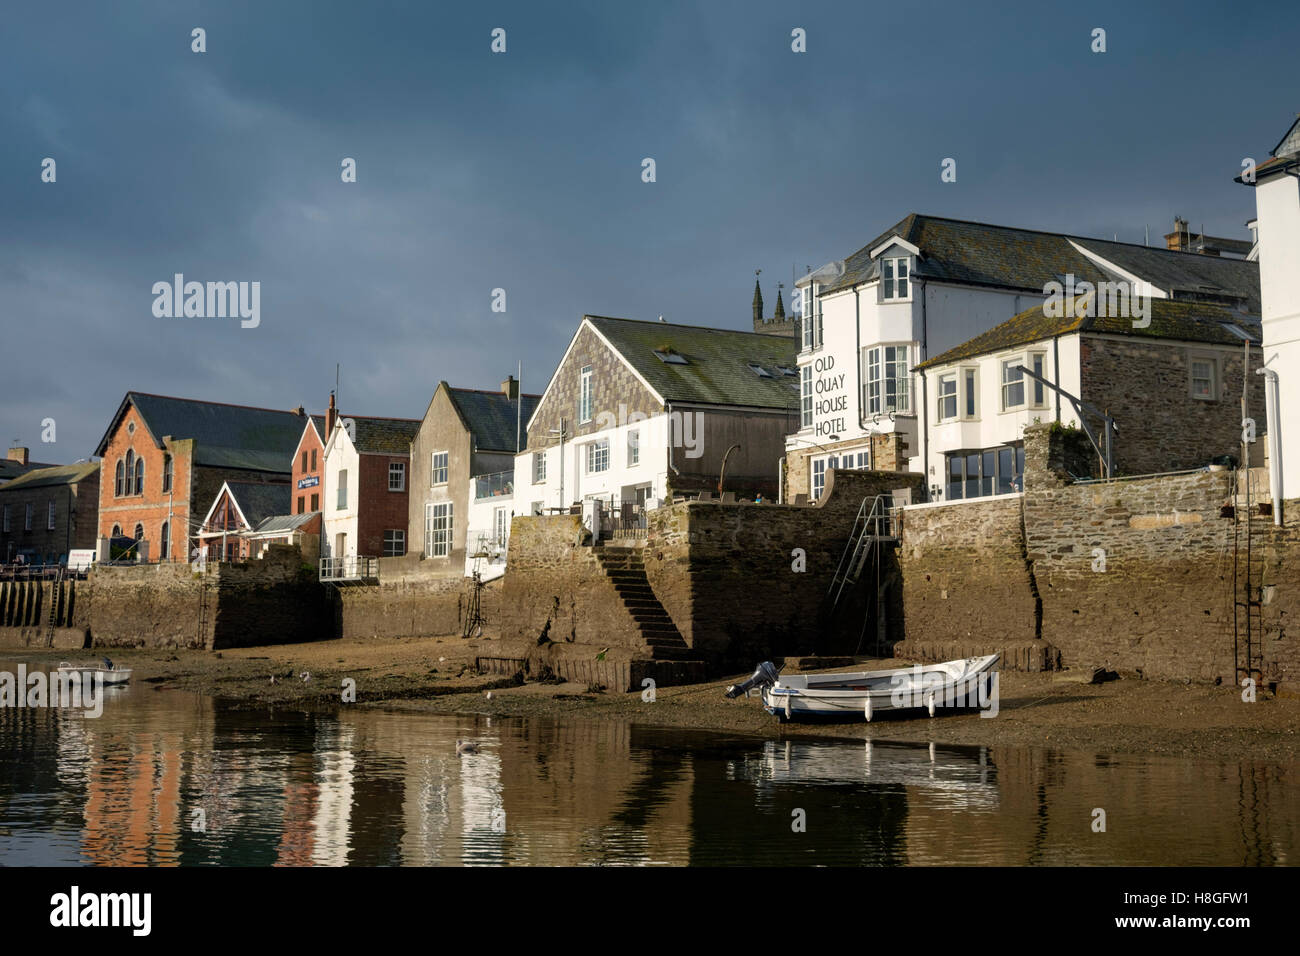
[
  {"xmin": 752, "ymin": 270, "xmax": 764, "ymax": 325},
  {"xmin": 774, "ymin": 283, "xmax": 786, "ymax": 320}
]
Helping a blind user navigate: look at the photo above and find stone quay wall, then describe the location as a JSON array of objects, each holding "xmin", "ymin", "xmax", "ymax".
[
  {"xmin": 899, "ymin": 423, "xmax": 1300, "ymax": 685},
  {"xmin": 644, "ymin": 469, "xmax": 926, "ymax": 669},
  {"xmin": 336, "ymin": 555, "xmax": 471, "ymax": 640}
]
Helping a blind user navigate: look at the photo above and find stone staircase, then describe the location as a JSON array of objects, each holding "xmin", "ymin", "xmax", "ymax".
[{"xmin": 594, "ymin": 543, "xmax": 693, "ymax": 660}]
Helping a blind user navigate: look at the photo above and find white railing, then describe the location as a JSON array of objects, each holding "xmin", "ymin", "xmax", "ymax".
[{"xmin": 319, "ymin": 556, "xmax": 379, "ymax": 580}]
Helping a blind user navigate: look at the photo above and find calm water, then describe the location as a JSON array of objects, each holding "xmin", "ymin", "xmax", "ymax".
[{"xmin": 1, "ymin": 661, "xmax": 1296, "ymax": 866}]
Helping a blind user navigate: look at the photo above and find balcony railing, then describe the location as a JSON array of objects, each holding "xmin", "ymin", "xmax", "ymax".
[
  {"xmin": 319, "ymin": 556, "xmax": 379, "ymax": 582},
  {"xmin": 474, "ymin": 471, "xmax": 514, "ymax": 499}
]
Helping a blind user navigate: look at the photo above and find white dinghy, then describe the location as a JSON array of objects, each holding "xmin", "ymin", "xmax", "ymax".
[
  {"xmin": 725, "ymin": 655, "xmax": 999, "ymax": 722},
  {"xmin": 57, "ymin": 659, "xmax": 132, "ymax": 687}
]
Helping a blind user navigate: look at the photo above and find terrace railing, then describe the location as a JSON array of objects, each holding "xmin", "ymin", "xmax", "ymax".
[{"xmin": 474, "ymin": 471, "xmax": 514, "ymax": 499}]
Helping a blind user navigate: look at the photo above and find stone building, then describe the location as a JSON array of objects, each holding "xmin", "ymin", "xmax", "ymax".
[
  {"xmin": 407, "ymin": 379, "xmax": 539, "ymax": 571},
  {"xmin": 916, "ymin": 298, "xmax": 1265, "ymax": 496},
  {"xmin": 0, "ymin": 462, "xmax": 100, "ymax": 565},
  {"xmin": 787, "ymin": 213, "xmax": 1260, "ymax": 502},
  {"xmin": 751, "ymin": 275, "xmax": 801, "ymax": 339},
  {"xmin": 520, "ymin": 315, "xmax": 800, "ymax": 511},
  {"xmin": 321, "ymin": 414, "xmax": 421, "ymax": 564},
  {"xmin": 93, "ymin": 392, "xmax": 310, "ymax": 562}
]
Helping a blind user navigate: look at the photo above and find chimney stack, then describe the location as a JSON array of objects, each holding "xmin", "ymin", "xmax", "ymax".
[
  {"xmin": 325, "ymin": 391, "xmax": 337, "ymax": 437},
  {"xmin": 501, "ymin": 375, "xmax": 519, "ymax": 399},
  {"xmin": 7, "ymin": 447, "xmax": 28, "ymax": 466}
]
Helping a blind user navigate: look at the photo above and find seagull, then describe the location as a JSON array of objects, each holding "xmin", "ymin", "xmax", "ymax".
[
  {"xmin": 102, "ymin": 657, "xmax": 114, "ymax": 671},
  {"xmin": 269, "ymin": 675, "xmax": 277, "ymax": 685},
  {"xmin": 456, "ymin": 740, "xmax": 479, "ymax": 756},
  {"xmin": 485, "ymin": 691, "xmax": 493, "ymax": 701},
  {"xmin": 300, "ymin": 671, "xmax": 311, "ymax": 683}
]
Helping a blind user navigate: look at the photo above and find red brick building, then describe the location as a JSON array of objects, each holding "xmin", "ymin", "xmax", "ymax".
[
  {"xmin": 93, "ymin": 392, "xmax": 310, "ymax": 562},
  {"xmin": 290, "ymin": 399, "xmax": 330, "ymax": 516}
]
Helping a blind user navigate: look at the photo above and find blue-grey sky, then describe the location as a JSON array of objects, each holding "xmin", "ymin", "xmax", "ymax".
[{"xmin": 3, "ymin": 0, "xmax": 1298, "ymax": 459}]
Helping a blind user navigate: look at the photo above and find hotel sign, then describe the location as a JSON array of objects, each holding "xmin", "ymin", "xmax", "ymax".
[
  {"xmin": 812, "ymin": 355, "xmax": 847, "ymax": 438},
  {"xmin": 297, "ymin": 475, "xmax": 319, "ymax": 489}
]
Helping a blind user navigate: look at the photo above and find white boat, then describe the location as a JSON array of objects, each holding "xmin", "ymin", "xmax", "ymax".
[
  {"xmin": 57, "ymin": 660, "xmax": 132, "ymax": 686},
  {"xmin": 725, "ymin": 655, "xmax": 999, "ymax": 722}
]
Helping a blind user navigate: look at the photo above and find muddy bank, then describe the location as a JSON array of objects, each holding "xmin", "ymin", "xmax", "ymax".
[{"xmin": 6, "ymin": 638, "xmax": 1298, "ymax": 762}]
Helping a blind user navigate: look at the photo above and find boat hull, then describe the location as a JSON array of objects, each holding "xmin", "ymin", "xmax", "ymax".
[{"xmin": 760, "ymin": 655, "xmax": 998, "ymax": 722}]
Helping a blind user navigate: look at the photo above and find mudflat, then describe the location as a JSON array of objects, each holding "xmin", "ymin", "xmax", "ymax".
[{"xmin": 9, "ymin": 636, "xmax": 1298, "ymax": 762}]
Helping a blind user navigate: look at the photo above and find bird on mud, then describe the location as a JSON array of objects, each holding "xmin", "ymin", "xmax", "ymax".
[
  {"xmin": 300, "ymin": 671, "xmax": 311, "ymax": 683},
  {"xmin": 455, "ymin": 740, "xmax": 480, "ymax": 756}
]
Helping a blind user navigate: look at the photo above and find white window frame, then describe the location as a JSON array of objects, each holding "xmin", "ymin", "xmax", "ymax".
[
  {"xmin": 1029, "ymin": 352, "xmax": 1048, "ymax": 408},
  {"xmin": 430, "ymin": 450, "xmax": 448, "ymax": 486},
  {"xmin": 937, "ymin": 373, "xmax": 958, "ymax": 422},
  {"xmin": 585, "ymin": 439, "xmax": 610, "ymax": 474},
  {"xmin": 579, "ymin": 365, "xmax": 593, "ymax": 423},
  {"xmin": 864, "ymin": 344, "xmax": 912, "ymax": 415},
  {"xmin": 627, "ymin": 429, "xmax": 639, "ymax": 467},
  {"xmin": 336, "ymin": 469, "xmax": 348, "ymax": 510},
  {"xmin": 962, "ymin": 367, "xmax": 979, "ymax": 421},
  {"xmin": 388, "ymin": 461, "xmax": 406, "ymax": 492},
  {"xmin": 533, "ymin": 451, "xmax": 547, "ymax": 484},
  {"xmin": 882, "ymin": 257, "xmax": 910, "ymax": 302},
  {"xmin": 425, "ymin": 501, "xmax": 453, "ymax": 557},
  {"xmin": 1000, "ymin": 358, "xmax": 1026, "ymax": 411},
  {"xmin": 800, "ymin": 366, "xmax": 813, "ymax": 427},
  {"xmin": 493, "ymin": 507, "xmax": 509, "ymax": 548},
  {"xmin": 1189, "ymin": 353, "xmax": 1218, "ymax": 401},
  {"xmin": 811, "ymin": 458, "xmax": 827, "ymax": 499}
]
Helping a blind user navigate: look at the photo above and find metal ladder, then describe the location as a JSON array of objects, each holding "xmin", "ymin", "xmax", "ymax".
[{"xmin": 826, "ymin": 495, "xmax": 895, "ymax": 612}]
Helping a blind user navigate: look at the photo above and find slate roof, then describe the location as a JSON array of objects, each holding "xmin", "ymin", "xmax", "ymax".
[
  {"xmin": 1237, "ymin": 116, "xmax": 1300, "ymax": 183},
  {"xmin": 447, "ymin": 388, "xmax": 541, "ymax": 453},
  {"xmin": 817, "ymin": 215, "xmax": 1259, "ymax": 310},
  {"xmin": 349, "ymin": 417, "xmax": 421, "ymax": 455},
  {"xmin": 820, "ymin": 214, "xmax": 1114, "ymax": 295},
  {"xmin": 95, "ymin": 392, "xmax": 307, "ymax": 473},
  {"xmin": 0, "ymin": 462, "xmax": 99, "ymax": 492},
  {"xmin": 586, "ymin": 315, "xmax": 800, "ymax": 410},
  {"xmin": 251, "ymin": 512, "xmax": 317, "ymax": 535},
  {"xmin": 224, "ymin": 481, "xmax": 291, "ymax": 528},
  {"xmin": 0, "ymin": 458, "xmax": 58, "ymax": 483},
  {"xmin": 1079, "ymin": 237, "xmax": 1260, "ymax": 312},
  {"xmin": 919, "ymin": 298, "xmax": 1262, "ymax": 369}
]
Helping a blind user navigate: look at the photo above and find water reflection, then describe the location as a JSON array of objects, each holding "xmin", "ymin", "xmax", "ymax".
[{"xmin": 0, "ymin": 661, "xmax": 1296, "ymax": 866}]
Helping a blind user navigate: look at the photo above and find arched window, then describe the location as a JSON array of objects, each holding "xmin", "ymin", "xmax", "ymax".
[
  {"xmin": 124, "ymin": 449, "xmax": 134, "ymax": 484},
  {"xmin": 162, "ymin": 454, "xmax": 173, "ymax": 493},
  {"xmin": 134, "ymin": 457, "xmax": 144, "ymax": 495},
  {"xmin": 159, "ymin": 520, "xmax": 170, "ymax": 560},
  {"xmin": 114, "ymin": 460, "xmax": 124, "ymax": 497},
  {"xmin": 133, "ymin": 523, "xmax": 144, "ymax": 541},
  {"xmin": 111, "ymin": 524, "xmax": 121, "ymax": 538}
]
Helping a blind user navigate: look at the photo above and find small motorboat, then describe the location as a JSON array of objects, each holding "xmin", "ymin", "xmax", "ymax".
[
  {"xmin": 725, "ymin": 655, "xmax": 999, "ymax": 722},
  {"xmin": 57, "ymin": 659, "xmax": 132, "ymax": 686}
]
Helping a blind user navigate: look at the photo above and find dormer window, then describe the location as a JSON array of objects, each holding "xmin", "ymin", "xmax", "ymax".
[
  {"xmin": 748, "ymin": 363, "xmax": 772, "ymax": 378},
  {"xmin": 653, "ymin": 349, "xmax": 688, "ymax": 365},
  {"xmin": 882, "ymin": 257, "xmax": 910, "ymax": 301}
]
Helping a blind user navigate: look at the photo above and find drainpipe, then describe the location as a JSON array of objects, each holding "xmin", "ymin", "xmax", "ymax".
[
  {"xmin": 1257, "ymin": 365, "xmax": 1283, "ymax": 526},
  {"xmin": 917, "ymin": 276, "xmax": 930, "ymax": 494},
  {"xmin": 1053, "ymin": 336, "xmax": 1062, "ymax": 424},
  {"xmin": 666, "ymin": 402, "xmax": 681, "ymax": 498}
]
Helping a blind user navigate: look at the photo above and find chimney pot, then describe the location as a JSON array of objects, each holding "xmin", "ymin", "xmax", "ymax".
[
  {"xmin": 502, "ymin": 375, "xmax": 519, "ymax": 399},
  {"xmin": 7, "ymin": 447, "xmax": 29, "ymax": 466}
]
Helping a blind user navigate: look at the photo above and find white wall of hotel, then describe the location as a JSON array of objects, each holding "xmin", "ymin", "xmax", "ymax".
[
  {"xmin": 790, "ymin": 246, "xmax": 1046, "ymax": 485},
  {"xmin": 1253, "ymin": 169, "xmax": 1300, "ymax": 507},
  {"xmin": 321, "ymin": 424, "xmax": 360, "ymax": 560}
]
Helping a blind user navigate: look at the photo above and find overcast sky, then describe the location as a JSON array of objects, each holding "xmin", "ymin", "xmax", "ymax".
[{"xmin": 3, "ymin": 0, "xmax": 1298, "ymax": 460}]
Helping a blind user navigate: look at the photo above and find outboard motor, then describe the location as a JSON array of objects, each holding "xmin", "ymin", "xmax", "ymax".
[{"xmin": 725, "ymin": 661, "xmax": 781, "ymax": 699}]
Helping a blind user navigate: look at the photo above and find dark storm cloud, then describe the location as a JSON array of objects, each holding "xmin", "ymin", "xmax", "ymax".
[{"xmin": 2, "ymin": 0, "xmax": 1296, "ymax": 457}]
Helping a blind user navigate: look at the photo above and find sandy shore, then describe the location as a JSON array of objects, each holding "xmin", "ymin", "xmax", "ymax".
[{"xmin": 7, "ymin": 637, "xmax": 1299, "ymax": 762}]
